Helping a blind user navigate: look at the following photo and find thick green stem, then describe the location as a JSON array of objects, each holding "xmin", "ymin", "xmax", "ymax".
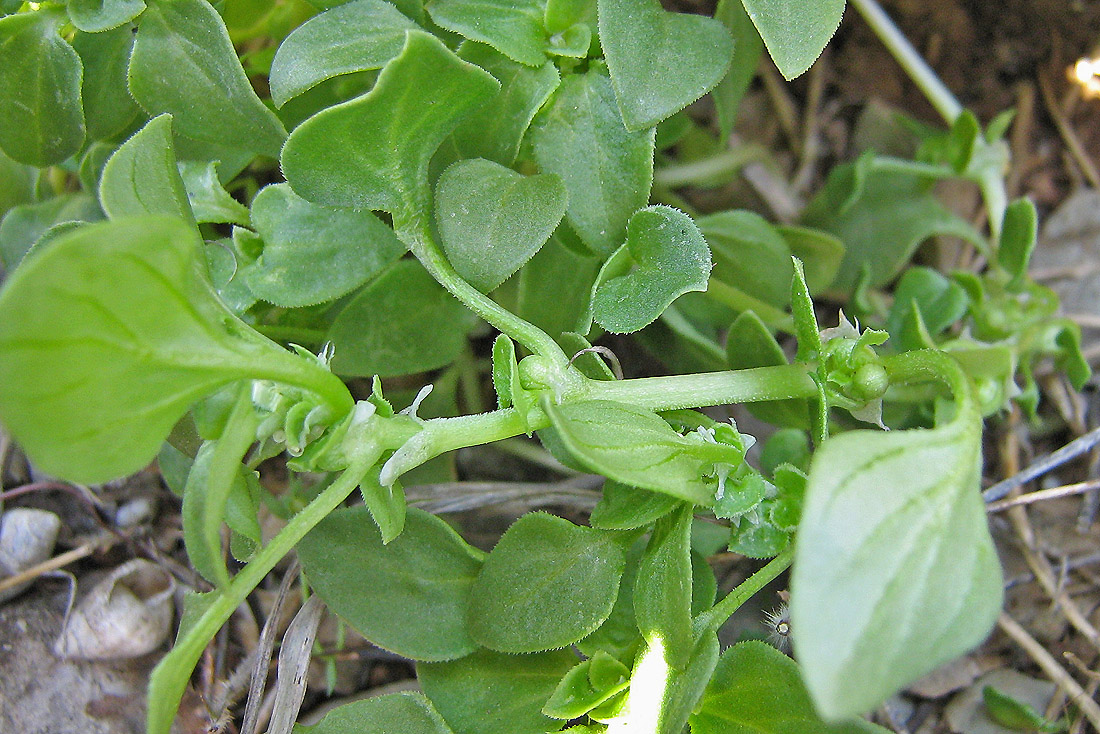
[
  {"xmin": 849, "ymin": 0, "xmax": 962, "ymax": 124},
  {"xmin": 692, "ymin": 545, "xmax": 794, "ymax": 637},
  {"xmin": 398, "ymin": 217, "xmax": 570, "ymax": 367},
  {"xmin": 147, "ymin": 455, "xmax": 375, "ymax": 734}
]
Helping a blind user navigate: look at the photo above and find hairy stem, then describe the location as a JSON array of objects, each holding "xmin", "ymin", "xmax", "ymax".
[{"xmin": 693, "ymin": 545, "xmax": 795, "ymax": 637}]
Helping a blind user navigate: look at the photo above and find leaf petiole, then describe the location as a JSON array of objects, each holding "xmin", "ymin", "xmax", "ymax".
[{"xmin": 692, "ymin": 545, "xmax": 794, "ymax": 638}]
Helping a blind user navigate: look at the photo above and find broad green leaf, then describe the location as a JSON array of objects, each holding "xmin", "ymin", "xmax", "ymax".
[
  {"xmin": 713, "ymin": 0, "xmax": 763, "ymax": 139},
  {"xmin": 448, "ymin": 43, "xmax": 560, "ymax": 166},
  {"xmin": 740, "ymin": 0, "xmax": 845, "ymax": 80},
  {"xmin": 790, "ymin": 367, "xmax": 1002, "ymax": 719},
  {"xmin": 592, "ymin": 206, "xmax": 711, "ymax": 334},
  {"xmin": 998, "ymin": 197, "xmax": 1037, "ymax": 287},
  {"xmin": 701, "ymin": 209, "xmax": 792, "ymax": 308},
  {"xmin": 598, "ymin": 0, "xmax": 732, "ymax": 131},
  {"xmin": 590, "ymin": 480, "xmax": 680, "ymax": 530},
  {"xmin": 0, "ymin": 216, "xmax": 351, "ymax": 484},
  {"xmin": 543, "ymin": 652, "xmax": 631, "ymax": 720},
  {"xmin": 513, "ymin": 229, "xmax": 601, "ymax": 339},
  {"xmin": 295, "ymin": 692, "xmax": 456, "ymax": 734},
  {"xmin": 418, "ymin": 648, "xmax": 577, "ymax": 734},
  {"xmin": 299, "ymin": 506, "xmax": 482, "ymax": 661},
  {"xmin": 435, "ymin": 159, "xmax": 566, "ymax": 292},
  {"xmin": 544, "ymin": 0, "xmax": 594, "ymax": 31},
  {"xmin": 545, "ymin": 400, "xmax": 736, "ymax": 505},
  {"xmin": 803, "ymin": 163, "xmax": 984, "ymax": 293},
  {"xmin": 776, "ymin": 224, "xmax": 845, "ymax": 295},
  {"xmin": 0, "ymin": 194, "xmax": 102, "ymax": 270},
  {"xmin": 72, "ymin": 26, "xmax": 142, "ymax": 142},
  {"xmin": 0, "ymin": 9, "xmax": 85, "ymax": 166},
  {"xmin": 178, "ymin": 161, "xmax": 251, "ymax": 226},
  {"xmin": 0, "ymin": 147, "xmax": 34, "ymax": 221},
  {"xmin": 689, "ymin": 641, "xmax": 891, "ymax": 733},
  {"xmin": 577, "ymin": 540, "xmax": 644, "ymax": 663},
  {"xmin": 326, "ymin": 259, "xmax": 474, "ymax": 377},
  {"xmin": 531, "ymin": 69, "xmax": 655, "ymax": 256},
  {"xmin": 633, "ymin": 504, "xmax": 693, "ymax": 669},
  {"xmin": 427, "ymin": 0, "xmax": 547, "ymax": 66},
  {"xmin": 99, "ymin": 114, "xmax": 196, "ymax": 226},
  {"xmin": 67, "ymin": 0, "xmax": 146, "ymax": 32},
  {"xmin": 468, "ymin": 512, "xmax": 626, "ymax": 653},
  {"xmin": 282, "ymin": 30, "xmax": 499, "ymax": 224},
  {"xmin": 247, "ymin": 183, "xmax": 404, "ymax": 307},
  {"xmin": 268, "ymin": 0, "xmax": 417, "ymax": 107},
  {"xmin": 129, "ymin": 0, "xmax": 287, "ymax": 158}
]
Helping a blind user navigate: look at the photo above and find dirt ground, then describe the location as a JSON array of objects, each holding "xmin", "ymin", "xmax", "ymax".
[{"xmin": 2, "ymin": 1, "xmax": 1100, "ymax": 733}]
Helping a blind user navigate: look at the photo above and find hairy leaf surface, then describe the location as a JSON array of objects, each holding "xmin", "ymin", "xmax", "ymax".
[
  {"xmin": 295, "ymin": 692, "xmax": 456, "ymax": 734},
  {"xmin": 99, "ymin": 114, "xmax": 195, "ymax": 225},
  {"xmin": 740, "ymin": 0, "xmax": 844, "ymax": 80}
]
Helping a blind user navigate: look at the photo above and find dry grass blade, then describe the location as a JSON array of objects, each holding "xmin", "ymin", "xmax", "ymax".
[
  {"xmin": 265, "ymin": 594, "xmax": 325, "ymax": 734},
  {"xmin": 239, "ymin": 560, "xmax": 300, "ymax": 734},
  {"xmin": 984, "ymin": 425, "xmax": 1100, "ymax": 503},
  {"xmin": 987, "ymin": 479, "xmax": 1100, "ymax": 513}
]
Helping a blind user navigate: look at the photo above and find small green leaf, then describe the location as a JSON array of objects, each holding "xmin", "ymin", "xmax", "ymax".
[
  {"xmin": 67, "ymin": 0, "xmax": 146, "ymax": 32},
  {"xmin": 418, "ymin": 648, "xmax": 577, "ymax": 734},
  {"xmin": 713, "ymin": 0, "xmax": 763, "ymax": 139},
  {"xmin": 246, "ymin": 183, "xmax": 404, "ymax": 307},
  {"xmin": 447, "ymin": 44, "xmax": 560, "ymax": 166},
  {"xmin": 299, "ymin": 505, "xmax": 483, "ymax": 662},
  {"xmin": 741, "ymin": 0, "xmax": 844, "ymax": 80},
  {"xmin": 791, "ymin": 359, "xmax": 1002, "ymax": 719},
  {"xmin": 129, "ymin": 0, "xmax": 287, "ymax": 158},
  {"xmin": 0, "ymin": 216, "xmax": 351, "ymax": 484},
  {"xmin": 72, "ymin": 25, "xmax": 142, "ymax": 142},
  {"xmin": 282, "ymin": 30, "xmax": 499, "ymax": 225},
  {"xmin": 295, "ymin": 692, "xmax": 456, "ymax": 734},
  {"xmin": 546, "ymin": 22, "xmax": 590, "ymax": 57},
  {"xmin": 544, "ymin": 0, "xmax": 594, "ymax": 32},
  {"xmin": 590, "ymin": 480, "xmax": 680, "ymax": 530},
  {"xmin": 435, "ymin": 159, "xmax": 566, "ymax": 293},
  {"xmin": 982, "ymin": 686, "xmax": 1067, "ymax": 734},
  {"xmin": 790, "ymin": 258, "xmax": 821, "ymax": 363},
  {"xmin": 701, "ymin": 209, "xmax": 793, "ymax": 308},
  {"xmin": 358, "ymin": 470, "xmax": 407, "ymax": 542},
  {"xmin": 531, "ymin": 68, "xmax": 655, "ymax": 256},
  {"xmin": 599, "ymin": 0, "xmax": 732, "ymax": 130},
  {"xmin": 99, "ymin": 114, "xmax": 196, "ymax": 226},
  {"xmin": 634, "ymin": 504, "xmax": 693, "ymax": 669},
  {"xmin": 885, "ymin": 267, "xmax": 969, "ymax": 351},
  {"xmin": 998, "ymin": 198, "xmax": 1037, "ymax": 287},
  {"xmin": 427, "ymin": 0, "xmax": 547, "ymax": 66},
  {"xmin": 592, "ymin": 205, "xmax": 711, "ymax": 334},
  {"xmin": 543, "ymin": 652, "xmax": 631, "ymax": 720},
  {"xmin": 468, "ymin": 512, "xmax": 627, "ymax": 653},
  {"xmin": 0, "ymin": 194, "xmax": 102, "ymax": 270},
  {"xmin": 0, "ymin": 9, "xmax": 85, "ymax": 166},
  {"xmin": 326, "ymin": 259, "xmax": 474, "ymax": 377},
  {"xmin": 178, "ymin": 161, "xmax": 250, "ymax": 226},
  {"xmin": 776, "ymin": 224, "xmax": 845, "ymax": 295},
  {"xmin": 268, "ymin": 0, "xmax": 416, "ymax": 107},
  {"xmin": 545, "ymin": 400, "xmax": 736, "ymax": 505},
  {"xmin": 491, "ymin": 334, "xmax": 517, "ymax": 409},
  {"xmin": 689, "ymin": 641, "xmax": 892, "ymax": 733}
]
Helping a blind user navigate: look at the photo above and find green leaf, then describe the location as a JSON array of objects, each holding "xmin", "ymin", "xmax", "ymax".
[
  {"xmin": 298, "ymin": 505, "xmax": 482, "ymax": 661},
  {"xmin": 689, "ymin": 641, "xmax": 891, "ymax": 733},
  {"xmin": 701, "ymin": 209, "xmax": 793, "ymax": 308},
  {"xmin": 590, "ymin": 480, "xmax": 680, "ymax": 530},
  {"xmin": 295, "ymin": 692, "xmax": 456, "ymax": 734},
  {"xmin": 531, "ymin": 68, "xmax": 655, "ymax": 256},
  {"xmin": 885, "ymin": 267, "xmax": 969, "ymax": 351},
  {"xmin": 246, "ymin": 183, "xmax": 404, "ymax": 307},
  {"xmin": 326, "ymin": 259, "xmax": 474, "ymax": 377},
  {"xmin": 447, "ymin": 44, "xmax": 560, "ymax": 166},
  {"xmin": 599, "ymin": 0, "xmax": 732, "ymax": 131},
  {"xmin": 545, "ymin": 400, "xmax": 737, "ymax": 505},
  {"xmin": 72, "ymin": 25, "xmax": 142, "ymax": 142},
  {"xmin": 467, "ymin": 512, "xmax": 627, "ymax": 653},
  {"xmin": 67, "ymin": 0, "xmax": 146, "ymax": 32},
  {"xmin": 491, "ymin": 333, "xmax": 516, "ymax": 409},
  {"xmin": 633, "ymin": 504, "xmax": 693, "ymax": 669},
  {"xmin": 982, "ymin": 686, "xmax": 1067, "ymax": 734},
  {"xmin": 0, "ymin": 216, "xmax": 351, "ymax": 484},
  {"xmin": 791, "ymin": 258, "xmax": 821, "ymax": 363},
  {"xmin": 178, "ymin": 161, "xmax": 251, "ymax": 226},
  {"xmin": 129, "ymin": 0, "xmax": 287, "ymax": 158},
  {"xmin": 268, "ymin": 0, "xmax": 417, "ymax": 107},
  {"xmin": 0, "ymin": 9, "xmax": 85, "ymax": 166},
  {"xmin": 546, "ymin": 22, "xmax": 590, "ymax": 57},
  {"xmin": 776, "ymin": 224, "xmax": 845, "ymax": 295},
  {"xmin": 997, "ymin": 197, "xmax": 1037, "ymax": 287},
  {"xmin": 740, "ymin": 0, "xmax": 844, "ymax": 80},
  {"xmin": 427, "ymin": 0, "xmax": 547, "ymax": 66},
  {"xmin": 790, "ymin": 360, "xmax": 1002, "ymax": 720},
  {"xmin": 543, "ymin": 652, "xmax": 631, "ymax": 720},
  {"xmin": 577, "ymin": 540, "xmax": 644, "ymax": 663},
  {"xmin": 713, "ymin": 0, "xmax": 763, "ymax": 139},
  {"xmin": 418, "ymin": 648, "xmax": 577, "ymax": 734},
  {"xmin": 283, "ymin": 30, "xmax": 499, "ymax": 225},
  {"xmin": 99, "ymin": 114, "xmax": 196, "ymax": 226},
  {"xmin": 726, "ymin": 311, "xmax": 810, "ymax": 430},
  {"xmin": 512, "ymin": 229, "xmax": 601, "ymax": 339},
  {"xmin": 435, "ymin": 159, "xmax": 566, "ymax": 293},
  {"xmin": 592, "ymin": 206, "xmax": 711, "ymax": 334},
  {"xmin": 802, "ymin": 164, "xmax": 985, "ymax": 294},
  {"xmin": 0, "ymin": 194, "xmax": 102, "ymax": 270},
  {"xmin": 0, "ymin": 146, "xmax": 34, "ymax": 221}
]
